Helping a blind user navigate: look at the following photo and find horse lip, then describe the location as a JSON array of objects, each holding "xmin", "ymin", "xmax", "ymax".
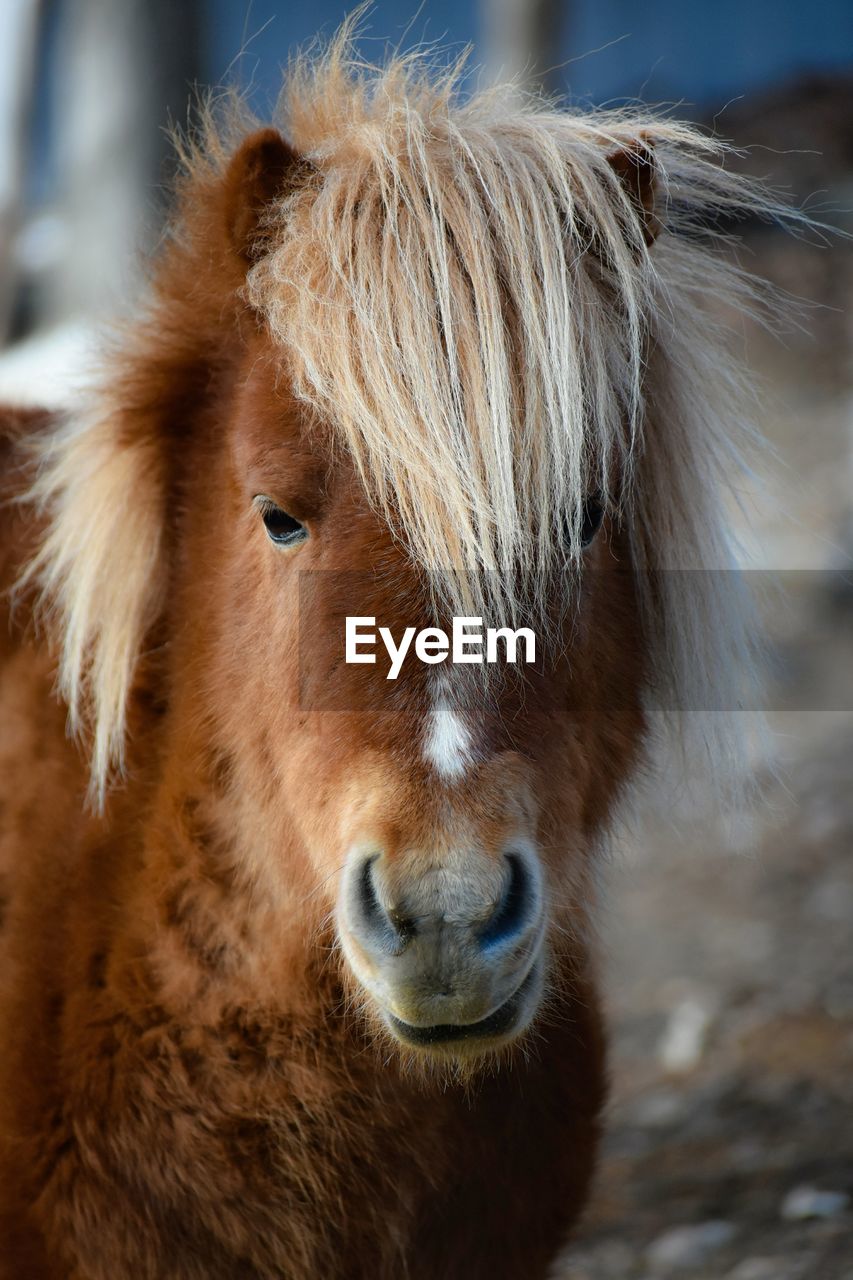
[{"xmin": 385, "ymin": 961, "xmax": 541, "ymax": 1047}]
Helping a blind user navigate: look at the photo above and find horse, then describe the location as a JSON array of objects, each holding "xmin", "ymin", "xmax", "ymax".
[{"xmin": 0, "ymin": 34, "xmax": 782, "ymax": 1280}]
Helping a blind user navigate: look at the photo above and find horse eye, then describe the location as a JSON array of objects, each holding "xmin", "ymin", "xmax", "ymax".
[
  {"xmin": 563, "ymin": 493, "xmax": 605, "ymax": 551},
  {"xmin": 580, "ymin": 493, "xmax": 605, "ymax": 548},
  {"xmin": 256, "ymin": 500, "xmax": 308, "ymax": 547}
]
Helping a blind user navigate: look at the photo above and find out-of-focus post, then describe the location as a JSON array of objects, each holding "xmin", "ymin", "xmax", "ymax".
[
  {"xmin": 45, "ymin": 0, "xmax": 201, "ymax": 327},
  {"xmin": 0, "ymin": 0, "xmax": 43, "ymax": 345},
  {"xmin": 480, "ymin": 0, "xmax": 566, "ymax": 93}
]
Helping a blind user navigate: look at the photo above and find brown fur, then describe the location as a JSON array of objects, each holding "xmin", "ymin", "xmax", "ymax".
[{"xmin": 0, "ymin": 75, "xmax": 662, "ymax": 1278}]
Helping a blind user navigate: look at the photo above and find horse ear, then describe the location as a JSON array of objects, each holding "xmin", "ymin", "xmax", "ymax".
[
  {"xmin": 606, "ymin": 140, "xmax": 660, "ymax": 247},
  {"xmin": 222, "ymin": 128, "xmax": 304, "ymax": 265}
]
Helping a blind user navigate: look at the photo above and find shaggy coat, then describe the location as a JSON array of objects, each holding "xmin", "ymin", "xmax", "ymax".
[{"xmin": 0, "ymin": 36, "xmax": 782, "ymax": 1280}]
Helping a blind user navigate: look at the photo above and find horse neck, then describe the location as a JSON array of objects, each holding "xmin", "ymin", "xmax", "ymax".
[{"xmin": 111, "ymin": 700, "xmax": 333, "ymax": 1025}]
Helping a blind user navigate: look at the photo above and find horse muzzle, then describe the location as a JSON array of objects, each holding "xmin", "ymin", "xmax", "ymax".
[{"xmin": 337, "ymin": 844, "xmax": 546, "ymax": 1052}]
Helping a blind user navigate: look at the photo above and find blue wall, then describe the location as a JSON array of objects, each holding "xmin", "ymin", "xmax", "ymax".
[
  {"xmin": 205, "ymin": 0, "xmax": 853, "ymax": 113},
  {"xmin": 205, "ymin": 1, "xmax": 479, "ymax": 116},
  {"xmin": 564, "ymin": 0, "xmax": 853, "ymax": 105}
]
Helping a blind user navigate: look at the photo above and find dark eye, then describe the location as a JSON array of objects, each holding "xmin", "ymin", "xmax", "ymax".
[
  {"xmin": 256, "ymin": 499, "xmax": 308, "ymax": 547},
  {"xmin": 563, "ymin": 493, "xmax": 605, "ymax": 551},
  {"xmin": 580, "ymin": 492, "xmax": 605, "ymax": 548}
]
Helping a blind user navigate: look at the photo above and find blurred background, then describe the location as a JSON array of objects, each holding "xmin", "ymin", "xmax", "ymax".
[{"xmin": 1, "ymin": 2, "xmax": 851, "ymax": 1276}]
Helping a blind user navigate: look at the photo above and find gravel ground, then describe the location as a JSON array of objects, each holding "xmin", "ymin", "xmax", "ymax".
[{"xmin": 561, "ymin": 712, "xmax": 853, "ymax": 1279}]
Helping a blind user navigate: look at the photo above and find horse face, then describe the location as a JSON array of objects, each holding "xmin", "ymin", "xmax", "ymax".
[{"xmin": 209, "ymin": 347, "xmax": 645, "ymax": 1060}]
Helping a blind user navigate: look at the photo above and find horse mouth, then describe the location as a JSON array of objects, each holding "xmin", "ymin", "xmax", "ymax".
[{"xmin": 384, "ymin": 962, "xmax": 541, "ymax": 1049}]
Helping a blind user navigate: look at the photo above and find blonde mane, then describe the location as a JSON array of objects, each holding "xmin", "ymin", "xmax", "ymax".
[{"xmin": 22, "ymin": 32, "xmax": 793, "ymax": 802}]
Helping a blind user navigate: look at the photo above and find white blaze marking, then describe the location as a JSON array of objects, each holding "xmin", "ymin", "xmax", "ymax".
[{"xmin": 423, "ymin": 695, "xmax": 474, "ymax": 780}]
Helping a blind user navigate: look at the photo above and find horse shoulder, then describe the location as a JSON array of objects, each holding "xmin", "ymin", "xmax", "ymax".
[
  {"xmin": 0, "ymin": 402, "xmax": 88, "ymax": 903},
  {"xmin": 0, "ymin": 399, "xmax": 87, "ymax": 882},
  {"xmin": 0, "ymin": 404, "xmax": 93, "ymax": 1274}
]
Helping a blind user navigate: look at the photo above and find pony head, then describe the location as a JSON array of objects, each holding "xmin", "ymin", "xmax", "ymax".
[{"xmin": 25, "ymin": 37, "xmax": 778, "ymax": 1064}]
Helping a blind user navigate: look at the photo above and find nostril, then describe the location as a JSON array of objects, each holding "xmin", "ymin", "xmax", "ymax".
[
  {"xmin": 355, "ymin": 856, "xmax": 415, "ymax": 953},
  {"xmin": 357, "ymin": 855, "xmax": 382, "ymax": 930},
  {"xmin": 479, "ymin": 854, "xmax": 534, "ymax": 949}
]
